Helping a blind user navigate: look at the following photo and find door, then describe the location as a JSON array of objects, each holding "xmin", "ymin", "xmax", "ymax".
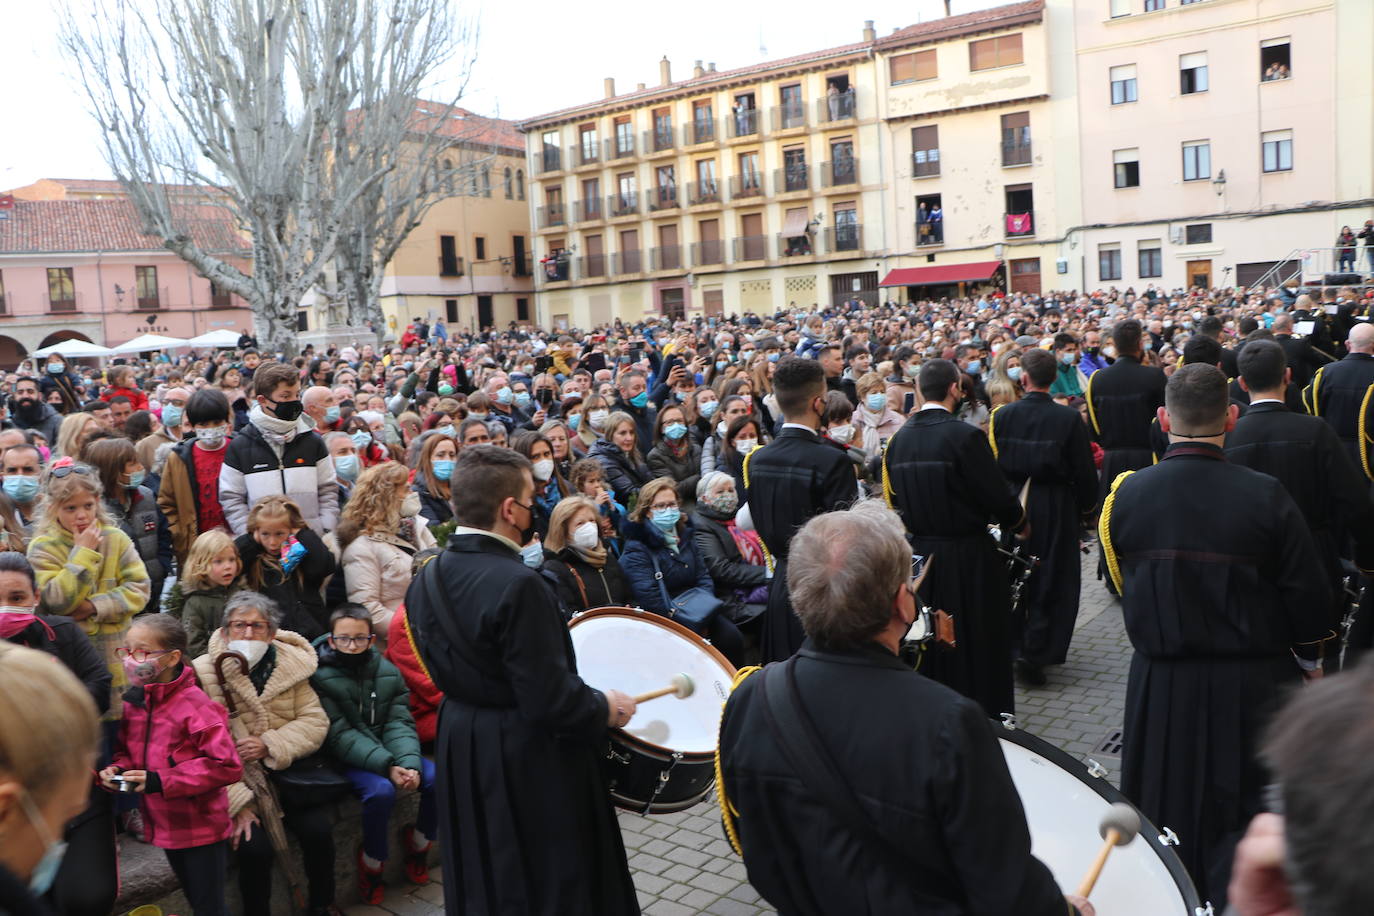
[
  {"xmin": 703, "ymin": 289, "xmax": 724, "ymax": 317},
  {"xmin": 477, "ymin": 295, "xmax": 493, "ymax": 329},
  {"xmin": 1186, "ymin": 259, "xmax": 1212, "ymax": 289},
  {"xmin": 657, "ymin": 224, "xmax": 680, "ymax": 270},
  {"xmin": 740, "ymin": 213, "xmax": 764, "ymax": 261},
  {"xmin": 1009, "ymin": 257, "xmax": 1041, "ymax": 295},
  {"xmin": 584, "ymin": 234, "xmax": 605, "ymax": 278},
  {"xmin": 829, "ymin": 271, "xmax": 879, "ymax": 309},
  {"xmin": 445, "ymin": 299, "xmax": 459, "ymax": 323},
  {"xmin": 660, "ymin": 288, "xmax": 686, "ymax": 321},
  {"xmin": 698, "ymin": 218, "xmax": 721, "ymax": 265},
  {"xmin": 620, "ymin": 229, "xmax": 641, "ymax": 273}
]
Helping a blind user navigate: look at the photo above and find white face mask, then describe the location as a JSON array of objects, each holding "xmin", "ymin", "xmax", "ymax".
[
  {"xmin": 228, "ymin": 638, "xmax": 269, "ymax": 668},
  {"xmin": 532, "ymin": 459, "xmax": 555, "ymax": 482},
  {"xmin": 828, "ymin": 424, "xmax": 854, "ymax": 444},
  {"xmin": 734, "ymin": 438, "xmax": 757, "ymax": 454},
  {"xmin": 716, "ymin": 420, "xmax": 727, "ymax": 437},
  {"xmin": 401, "ymin": 491, "xmax": 422, "ymax": 518},
  {"xmin": 571, "ymin": 520, "xmax": 600, "ymax": 550},
  {"xmin": 588, "ymin": 409, "xmax": 609, "ymax": 430}
]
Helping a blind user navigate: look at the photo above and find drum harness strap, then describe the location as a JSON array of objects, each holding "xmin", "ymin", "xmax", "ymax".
[
  {"xmin": 740, "ymin": 448, "xmax": 774, "ymax": 574},
  {"xmin": 1097, "ymin": 470, "xmax": 1135, "ymax": 596},
  {"xmin": 1360, "ymin": 382, "xmax": 1374, "ymax": 481},
  {"xmin": 987, "ymin": 405, "xmax": 1002, "ymax": 459}
]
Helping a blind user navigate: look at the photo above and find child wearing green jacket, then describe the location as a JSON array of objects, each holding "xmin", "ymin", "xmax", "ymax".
[{"xmin": 311, "ymin": 604, "xmax": 435, "ymax": 905}]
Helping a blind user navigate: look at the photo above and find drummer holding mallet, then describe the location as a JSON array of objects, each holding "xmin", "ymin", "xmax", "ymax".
[
  {"xmin": 404, "ymin": 445, "xmax": 640, "ymax": 916},
  {"xmin": 717, "ymin": 499, "xmax": 1094, "ymax": 915}
]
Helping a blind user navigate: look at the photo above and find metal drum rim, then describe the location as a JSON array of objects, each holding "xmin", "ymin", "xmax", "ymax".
[{"xmin": 997, "ymin": 721, "xmax": 1203, "ymax": 911}]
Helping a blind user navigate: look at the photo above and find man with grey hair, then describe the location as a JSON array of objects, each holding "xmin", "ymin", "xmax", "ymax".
[{"xmin": 718, "ymin": 500, "xmax": 1093, "ymax": 915}]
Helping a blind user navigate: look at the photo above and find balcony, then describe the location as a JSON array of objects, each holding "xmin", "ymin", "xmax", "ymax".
[
  {"xmin": 729, "ymin": 173, "xmax": 765, "ymax": 201},
  {"xmin": 135, "ymin": 286, "xmax": 168, "ymax": 310},
  {"xmin": 824, "ymin": 225, "xmax": 863, "ymax": 254},
  {"xmin": 0, "ymin": 292, "xmax": 9, "ymax": 315},
  {"xmin": 574, "ymin": 198, "xmax": 603, "ymax": 222},
  {"xmin": 684, "ymin": 118, "xmax": 717, "ymax": 146},
  {"xmin": 605, "ymin": 136, "xmax": 636, "ymax": 161},
  {"xmin": 607, "ymin": 192, "xmax": 639, "ymax": 218},
  {"xmin": 916, "ymin": 220, "xmax": 944, "ymax": 247},
  {"xmin": 646, "ymin": 186, "xmax": 679, "ymax": 211},
  {"xmin": 820, "ymin": 159, "xmax": 859, "ymax": 188},
  {"xmin": 650, "ymin": 245, "xmax": 682, "ymax": 271},
  {"xmin": 771, "ymin": 103, "xmax": 807, "ymax": 132},
  {"xmin": 1002, "ymin": 143, "xmax": 1032, "ymax": 167},
  {"xmin": 777, "ymin": 233, "xmax": 815, "ymax": 258},
  {"xmin": 540, "ymin": 253, "xmax": 570, "ymax": 283},
  {"xmin": 571, "ymin": 143, "xmax": 600, "ymax": 168},
  {"xmin": 537, "ymin": 203, "xmax": 566, "ymax": 229},
  {"xmin": 687, "ymin": 180, "xmax": 722, "ymax": 206},
  {"xmin": 912, "ymin": 151, "xmax": 940, "ymax": 178},
  {"xmin": 733, "ymin": 235, "xmax": 767, "ymax": 262},
  {"xmin": 579, "ymin": 254, "xmax": 607, "ymax": 279},
  {"xmin": 692, "ymin": 240, "xmax": 724, "ymax": 266},
  {"xmin": 539, "ymin": 147, "xmax": 562, "ymax": 174},
  {"xmin": 816, "ymin": 89, "xmax": 857, "ymax": 124},
  {"xmin": 774, "ymin": 164, "xmax": 810, "ymax": 194},
  {"xmin": 47, "ymin": 292, "xmax": 82, "ymax": 314},
  {"xmin": 1005, "ymin": 211, "xmax": 1035, "ymax": 238},
  {"xmin": 643, "ymin": 127, "xmax": 675, "ymax": 155},
  {"xmin": 613, "ymin": 250, "xmax": 643, "ymax": 274},
  {"xmin": 439, "ymin": 255, "xmax": 466, "ymax": 277},
  {"xmin": 728, "ymin": 108, "xmax": 760, "ymax": 139}
]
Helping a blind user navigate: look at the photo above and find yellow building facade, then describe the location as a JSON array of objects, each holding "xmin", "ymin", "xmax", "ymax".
[
  {"xmin": 520, "ymin": 30, "xmax": 889, "ymax": 329},
  {"xmin": 376, "ymin": 110, "xmax": 536, "ymax": 336}
]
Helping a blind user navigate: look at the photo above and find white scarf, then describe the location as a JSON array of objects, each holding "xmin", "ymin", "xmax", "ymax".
[{"xmin": 249, "ymin": 404, "xmax": 301, "ymax": 447}]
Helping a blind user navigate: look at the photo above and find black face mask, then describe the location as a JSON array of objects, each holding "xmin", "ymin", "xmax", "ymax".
[
  {"xmin": 332, "ymin": 648, "xmax": 370, "ymax": 668},
  {"xmin": 268, "ymin": 398, "xmax": 304, "ymax": 421},
  {"xmin": 513, "ymin": 500, "xmax": 536, "ymax": 545}
]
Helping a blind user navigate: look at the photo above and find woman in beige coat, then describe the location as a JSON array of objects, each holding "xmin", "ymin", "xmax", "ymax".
[
  {"xmin": 333, "ymin": 462, "xmax": 436, "ymax": 638},
  {"xmin": 193, "ymin": 591, "xmax": 339, "ymax": 916}
]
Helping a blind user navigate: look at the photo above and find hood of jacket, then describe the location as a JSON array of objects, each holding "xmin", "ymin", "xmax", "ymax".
[
  {"xmin": 205, "ymin": 627, "xmax": 317, "ymax": 700},
  {"xmin": 310, "ymin": 632, "xmax": 382, "ymax": 675}
]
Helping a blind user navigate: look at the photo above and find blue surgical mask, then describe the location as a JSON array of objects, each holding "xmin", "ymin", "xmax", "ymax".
[
  {"xmin": 2, "ymin": 476, "xmax": 39, "ymax": 503},
  {"xmin": 124, "ymin": 471, "xmax": 146, "ymax": 490},
  {"xmin": 651, "ymin": 506, "xmax": 681, "ymax": 530},
  {"xmin": 1059, "ymin": 353, "xmax": 1077, "ymax": 366},
  {"xmin": 1008, "ymin": 366, "xmax": 1023, "ymax": 382},
  {"xmin": 630, "ymin": 391, "xmax": 649, "ymax": 409},
  {"xmin": 699, "ymin": 400, "xmax": 718, "ymax": 418},
  {"xmin": 350, "ymin": 430, "xmax": 372, "ymax": 450},
  {"xmin": 514, "ymin": 392, "xmax": 531, "ymax": 408},
  {"xmin": 324, "ymin": 405, "xmax": 341, "ymax": 425},
  {"xmin": 403, "ymin": 361, "xmax": 415, "ymax": 371},
  {"xmin": 567, "ymin": 414, "xmax": 582, "ymax": 430},
  {"xmin": 432, "ymin": 459, "xmax": 455, "ymax": 481},
  {"xmin": 333, "ymin": 454, "xmax": 359, "ymax": 483},
  {"xmin": 865, "ymin": 392, "xmax": 888, "ymax": 412},
  {"xmin": 715, "ymin": 360, "xmax": 728, "ymax": 371},
  {"xmin": 20, "ymin": 789, "xmax": 67, "ymax": 896},
  {"xmin": 161, "ymin": 405, "xmax": 183, "ymax": 428},
  {"xmin": 521, "ymin": 540, "xmax": 543, "ymax": 568},
  {"xmin": 663, "ymin": 422, "xmax": 687, "ymax": 441},
  {"xmin": 47, "ymin": 363, "xmax": 64, "ymax": 375},
  {"xmin": 437, "ymin": 424, "xmax": 457, "ymax": 438},
  {"xmin": 495, "ymin": 386, "xmax": 513, "ymax": 405},
  {"xmin": 966, "ymin": 359, "xmax": 982, "ymax": 374},
  {"xmin": 767, "ymin": 352, "xmax": 780, "ymax": 363}
]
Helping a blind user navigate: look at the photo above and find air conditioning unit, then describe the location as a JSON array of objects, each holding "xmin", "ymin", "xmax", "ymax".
[{"xmin": 1168, "ymin": 226, "xmax": 1184, "ymax": 244}]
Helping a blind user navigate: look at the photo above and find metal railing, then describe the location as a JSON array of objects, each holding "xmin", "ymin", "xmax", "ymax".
[
  {"xmin": 733, "ymin": 235, "xmax": 768, "ymax": 262},
  {"xmin": 729, "ymin": 173, "xmax": 765, "ymax": 201},
  {"xmin": 643, "ymin": 127, "xmax": 675, "ymax": 154},
  {"xmin": 824, "ymin": 225, "xmax": 863, "ymax": 253},
  {"xmin": 438, "ymin": 255, "xmax": 466, "ymax": 277},
  {"xmin": 771, "ymin": 103, "xmax": 807, "ymax": 131},
  {"xmin": 579, "ymin": 254, "xmax": 607, "ymax": 279},
  {"xmin": 916, "ymin": 220, "xmax": 944, "ymax": 246},
  {"xmin": 912, "ymin": 151, "xmax": 940, "ymax": 178},
  {"xmin": 687, "ymin": 180, "xmax": 721, "ymax": 206},
  {"xmin": 1002, "ymin": 142, "xmax": 1032, "ymax": 167},
  {"xmin": 692, "ymin": 240, "xmax": 724, "ymax": 266},
  {"xmin": 774, "ymin": 164, "xmax": 810, "ymax": 194},
  {"xmin": 820, "ymin": 159, "xmax": 858, "ymax": 187},
  {"xmin": 728, "ymin": 108, "xmax": 760, "ymax": 138},
  {"xmin": 646, "ymin": 186, "xmax": 680, "ymax": 211},
  {"xmin": 777, "ymin": 233, "xmax": 815, "ymax": 258},
  {"xmin": 607, "ymin": 192, "xmax": 639, "ymax": 218},
  {"xmin": 685, "ymin": 118, "xmax": 717, "ymax": 145},
  {"xmin": 571, "ymin": 143, "xmax": 600, "ymax": 167},
  {"xmin": 540, "ymin": 255, "xmax": 570, "ymax": 282},
  {"xmin": 1250, "ymin": 247, "xmax": 1371, "ymax": 289},
  {"xmin": 650, "ymin": 245, "xmax": 682, "ymax": 271},
  {"xmin": 816, "ymin": 90, "xmax": 856, "ymax": 123},
  {"xmin": 606, "ymin": 135, "xmax": 636, "ymax": 160},
  {"xmin": 537, "ymin": 204, "xmax": 566, "ymax": 228},
  {"xmin": 539, "ymin": 147, "xmax": 562, "ymax": 173},
  {"xmin": 47, "ymin": 292, "xmax": 83, "ymax": 313},
  {"xmin": 574, "ymin": 198, "xmax": 602, "ymax": 222},
  {"xmin": 613, "ymin": 250, "xmax": 643, "ymax": 274},
  {"xmin": 135, "ymin": 286, "xmax": 168, "ymax": 310}
]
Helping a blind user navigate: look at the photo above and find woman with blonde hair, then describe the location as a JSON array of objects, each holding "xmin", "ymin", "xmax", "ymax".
[
  {"xmin": 54, "ymin": 411, "xmax": 100, "ymax": 460},
  {"xmin": 411, "ymin": 431, "xmax": 457, "ymax": 531},
  {"xmin": 0, "ymin": 641, "xmax": 101, "ymax": 911},
  {"xmin": 986, "ymin": 349, "xmax": 1024, "ymax": 409},
  {"xmin": 541, "ymin": 495, "xmax": 631, "ymax": 615},
  {"xmin": 336, "ymin": 462, "xmax": 436, "ymax": 635},
  {"xmin": 575, "ymin": 391, "xmax": 613, "ymax": 453},
  {"xmin": 588, "ymin": 411, "xmax": 652, "ymax": 505},
  {"xmin": 853, "ymin": 372, "xmax": 905, "ymax": 454}
]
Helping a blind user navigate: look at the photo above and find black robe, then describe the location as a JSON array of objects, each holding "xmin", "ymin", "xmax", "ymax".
[
  {"xmin": 405, "ymin": 533, "xmax": 637, "ymax": 916},
  {"xmin": 883, "ymin": 408, "xmax": 1025, "ymax": 717},
  {"xmin": 1101, "ymin": 442, "xmax": 1331, "ymax": 905},
  {"xmin": 1304, "ymin": 351, "xmax": 1374, "ymax": 473},
  {"xmin": 718, "ymin": 640, "xmax": 1069, "ymax": 915},
  {"xmin": 988, "ymin": 392, "xmax": 1098, "ymax": 667},
  {"xmin": 744, "ymin": 426, "xmax": 857, "ymax": 662}
]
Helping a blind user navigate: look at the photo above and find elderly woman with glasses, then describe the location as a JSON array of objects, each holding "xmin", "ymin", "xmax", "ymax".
[{"xmin": 192, "ymin": 591, "xmax": 338, "ymax": 916}]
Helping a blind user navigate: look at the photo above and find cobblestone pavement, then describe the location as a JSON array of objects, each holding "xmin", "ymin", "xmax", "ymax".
[{"xmin": 356, "ymin": 553, "xmax": 1130, "ymax": 915}]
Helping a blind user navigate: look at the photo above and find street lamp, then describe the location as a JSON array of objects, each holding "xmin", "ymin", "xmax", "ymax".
[{"xmin": 1211, "ymin": 169, "xmax": 1227, "ymax": 197}]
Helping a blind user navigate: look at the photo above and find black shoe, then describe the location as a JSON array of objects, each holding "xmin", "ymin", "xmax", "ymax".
[{"xmin": 1015, "ymin": 658, "xmax": 1046, "ymax": 687}]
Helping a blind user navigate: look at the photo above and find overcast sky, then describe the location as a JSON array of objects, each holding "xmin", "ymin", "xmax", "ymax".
[{"xmin": 0, "ymin": 0, "xmax": 1002, "ymax": 188}]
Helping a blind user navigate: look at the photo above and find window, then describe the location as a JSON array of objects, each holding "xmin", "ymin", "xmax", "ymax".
[
  {"xmin": 1005, "ymin": 184, "xmax": 1033, "ymax": 236},
  {"xmin": 583, "ymin": 234, "xmax": 605, "ymax": 277},
  {"xmin": 517, "ymin": 298, "xmax": 530, "ymax": 322},
  {"xmin": 833, "ymin": 206, "xmax": 859, "ymax": 251},
  {"xmin": 475, "ymin": 237, "xmax": 487, "ymax": 261},
  {"xmin": 616, "ymin": 172, "xmax": 637, "ymax": 214},
  {"xmin": 1261, "ymin": 39, "xmax": 1291, "ymax": 81},
  {"xmin": 916, "ymin": 193, "xmax": 943, "ymax": 245},
  {"xmin": 829, "ymin": 139, "xmax": 855, "ymax": 184},
  {"xmin": 135, "ymin": 266, "xmax": 158, "ymax": 307},
  {"xmin": 1110, "ymin": 0, "xmax": 1131, "ymax": 16},
  {"xmin": 512, "ymin": 235, "xmax": 528, "ymax": 276},
  {"xmin": 739, "ymin": 151, "xmax": 761, "ymax": 190},
  {"xmin": 581, "ymin": 177, "xmax": 601, "ymax": 219},
  {"xmin": 1138, "ymin": 241, "xmax": 1163, "ymax": 278},
  {"xmin": 779, "ymin": 84, "xmax": 804, "ymax": 129},
  {"xmin": 579, "ymin": 124, "xmax": 598, "ymax": 163},
  {"xmin": 480, "ymin": 166, "xmax": 491, "ymax": 197},
  {"xmin": 516, "ymin": 170, "xmax": 525, "ymax": 200},
  {"xmin": 614, "ymin": 117, "xmax": 633, "ymax": 156},
  {"xmin": 653, "ymin": 108, "xmax": 673, "ymax": 150},
  {"xmin": 47, "ymin": 267, "xmax": 75, "ymax": 309},
  {"xmin": 692, "ymin": 100, "xmax": 714, "ymax": 143},
  {"xmin": 1110, "ymin": 64, "xmax": 1138, "ymax": 104},
  {"xmin": 1113, "ymin": 148, "xmax": 1140, "ymax": 188},
  {"xmin": 1180, "ymin": 52, "xmax": 1208, "ymax": 94},
  {"xmin": 1262, "ymin": 129, "xmax": 1293, "ymax": 172},
  {"xmin": 970, "ymin": 34, "xmax": 1023, "ymax": 71},
  {"xmin": 912, "ymin": 125, "xmax": 940, "ymax": 177},
  {"xmin": 1185, "ymin": 223, "xmax": 1212, "ymax": 244},
  {"xmin": 543, "ymin": 185, "xmax": 564, "ymax": 226},
  {"xmin": 731, "ymin": 92, "xmax": 758, "ymax": 137},
  {"xmin": 782, "ymin": 146, "xmax": 808, "ymax": 192},
  {"xmin": 503, "ymin": 167, "xmax": 512, "ymax": 199},
  {"xmin": 210, "ymin": 281, "xmax": 232, "ymax": 308},
  {"xmin": 1098, "ymin": 244, "xmax": 1122, "ymax": 281},
  {"xmin": 889, "ymin": 49, "xmax": 937, "ymax": 84},
  {"xmin": 1001, "ymin": 112, "xmax": 1031, "ymax": 166},
  {"xmin": 654, "ymin": 165, "xmax": 677, "ymax": 207},
  {"xmin": 541, "ymin": 130, "xmax": 560, "ymax": 171},
  {"xmin": 1144, "ymin": 0, "xmax": 1164, "ymax": 10},
  {"xmin": 439, "ymin": 236, "xmax": 461, "ymax": 276},
  {"xmin": 1182, "ymin": 141, "xmax": 1211, "ymax": 181}
]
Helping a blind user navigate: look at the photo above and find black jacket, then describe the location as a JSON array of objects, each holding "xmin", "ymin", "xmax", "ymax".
[
  {"xmin": 8, "ymin": 400, "xmax": 61, "ymax": 444},
  {"xmin": 610, "ymin": 396, "xmax": 658, "ymax": 452},
  {"xmin": 235, "ymin": 527, "xmax": 334, "ymax": 640},
  {"xmin": 587, "ymin": 439, "xmax": 652, "ymax": 505},
  {"xmin": 690, "ymin": 508, "xmax": 768, "ymax": 601},
  {"xmin": 646, "ymin": 439, "xmax": 702, "ymax": 501},
  {"xmin": 412, "ymin": 473, "xmax": 453, "ymax": 530},
  {"xmin": 541, "ymin": 545, "xmax": 632, "ymax": 615},
  {"xmin": 4, "ymin": 614, "xmax": 112, "ymax": 715}
]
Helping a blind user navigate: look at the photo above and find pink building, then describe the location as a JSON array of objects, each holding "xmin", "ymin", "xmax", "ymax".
[{"xmin": 0, "ymin": 181, "xmax": 253, "ymax": 368}]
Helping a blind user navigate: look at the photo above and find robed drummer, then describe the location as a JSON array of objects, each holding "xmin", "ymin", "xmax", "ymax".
[
  {"xmin": 717, "ymin": 500, "xmax": 1094, "ymax": 915},
  {"xmin": 404, "ymin": 445, "xmax": 641, "ymax": 915},
  {"xmin": 1100, "ymin": 364, "xmax": 1330, "ymax": 907}
]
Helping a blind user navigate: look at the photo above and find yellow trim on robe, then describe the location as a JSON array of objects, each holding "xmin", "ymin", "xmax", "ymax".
[
  {"xmin": 715, "ymin": 665, "xmax": 762, "ymax": 857},
  {"xmin": 987, "ymin": 405, "xmax": 1003, "ymax": 459},
  {"xmin": 1085, "ymin": 372, "xmax": 1101, "ymax": 436},
  {"xmin": 1360, "ymin": 383, "xmax": 1374, "ymax": 481},
  {"xmin": 741, "ymin": 447, "xmax": 774, "ymax": 573},
  {"xmin": 1098, "ymin": 470, "xmax": 1135, "ymax": 596}
]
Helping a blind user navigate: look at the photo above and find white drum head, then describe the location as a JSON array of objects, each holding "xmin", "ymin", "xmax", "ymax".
[
  {"xmin": 571, "ymin": 611, "xmax": 734, "ymax": 754},
  {"xmin": 1000, "ymin": 738, "xmax": 1190, "ymax": 914}
]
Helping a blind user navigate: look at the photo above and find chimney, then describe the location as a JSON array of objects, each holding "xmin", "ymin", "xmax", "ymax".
[
  {"xmin": 944, "ymin": 0, "xmax": 952, "ymax": 15},
  {"xmin": 659, "ymin": 57, "xmax": 672, "ymax": 87},
  {"xmin": 604, "ymin": 77, "xmax": 616, "ymax": 99},
  {"xmin": 636, "ymin": 82, "xmax": 647, "ymax": 91},
  {"xmin": 863, "ymin": 19, "xmax": 876, "ymax": 42},
  {"xmin": 708, "ymin": 62, "xmax": 717, "ymax": 72},
  {"xmin": 693, "ymin": 60, "xmax": 705, "ymax": 79}
]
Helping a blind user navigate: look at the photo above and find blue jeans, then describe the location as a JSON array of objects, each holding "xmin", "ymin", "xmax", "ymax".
[{"xmin": 346, "ymin": 759, "xmax": 437, "ymax": 862}]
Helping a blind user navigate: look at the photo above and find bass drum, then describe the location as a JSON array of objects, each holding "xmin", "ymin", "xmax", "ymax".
[
  {"xmin": 998, "ymin": 722, "xmax": 1207, "ymax": 915},
  {"xmin": 570, "ymin": 607, "xmax": 736, "ymax": 814}
]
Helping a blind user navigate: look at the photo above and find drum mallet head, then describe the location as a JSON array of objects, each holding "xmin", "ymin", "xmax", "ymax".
[
  {"xmin": 1076, "ymin": 803, "xmax": 1141, "ymax": 899},
  {"xmin": 632, "ymin": 673, "xmax": 696, "ymax": 705}
]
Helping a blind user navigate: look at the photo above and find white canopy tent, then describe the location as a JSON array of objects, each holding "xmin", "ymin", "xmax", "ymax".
[
  {"xmin": 33, "ymin": 339, "xmax": 116, "ymax": 359},
  {"xmin": 111, "ymin": 333, "xmax": 191, "ymax": 354},
  {"xmin": 187, "ymin": 329, "xmax": 244, "ymax": 348}
]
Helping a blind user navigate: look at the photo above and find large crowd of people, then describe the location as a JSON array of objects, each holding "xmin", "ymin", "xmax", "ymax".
[{"xmin": 2, "ymin": 277, "xmax": 1374, "ymax": 914}]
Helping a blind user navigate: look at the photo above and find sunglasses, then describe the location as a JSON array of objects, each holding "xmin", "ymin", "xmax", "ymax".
[{"xmin": 49, "ymin": 464, "xmax": 95, "ymax": 479}]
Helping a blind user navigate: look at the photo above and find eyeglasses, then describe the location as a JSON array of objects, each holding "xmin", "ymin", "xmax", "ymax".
[
  {"xmin": 329, "ymin": 635, "xmax": 375, "ymax": 648},
  {"xmin": 115, "ymin": 647, "xmax": 172, "ymax": 663},
  {"xmin": 226, "ymin": 620, "xmax": 270, "ymax": 635}
]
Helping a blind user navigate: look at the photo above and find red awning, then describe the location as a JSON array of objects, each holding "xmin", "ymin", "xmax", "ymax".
[{"xmin": 879, "ymin": 261, "xmax": 1003, "ymax": 287}]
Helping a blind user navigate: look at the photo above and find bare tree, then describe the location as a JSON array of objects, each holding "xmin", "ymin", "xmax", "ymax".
[{"xmin": 59, "ymin": 0, "xmax": 471, "ymax": 356}]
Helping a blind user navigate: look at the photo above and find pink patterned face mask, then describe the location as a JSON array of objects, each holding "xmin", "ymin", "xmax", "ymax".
[{"xmin": 37, "ymin": 446, "xmax": 50, "ymax": 462}]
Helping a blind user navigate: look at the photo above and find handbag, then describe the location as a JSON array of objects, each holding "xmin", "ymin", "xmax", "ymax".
[
  {"xmin": 647, "ymin": 551, "xmax": 722, "ymax": 634},
  {"xmin": 268, "ymin": 753, "xmax": 352, "ymax": 810}
]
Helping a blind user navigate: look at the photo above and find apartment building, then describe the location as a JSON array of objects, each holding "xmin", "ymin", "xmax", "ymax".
[
  {"xmin": 1071, "ymin": 0, "xmax": 1373, "ymax": 290},
  {"xmin": 373, "ymin": 107, "xmax": 536, "ymax": 337},
  {"xmin": 874, "ymin": 0, "xmax": 1087, "ymax": 299},
  {"xmin": 519, "ymin": 33, "xmax": 887, "ymax": 328}
]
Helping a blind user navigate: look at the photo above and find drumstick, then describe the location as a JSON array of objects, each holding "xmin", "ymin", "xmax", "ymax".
[
  {"xmin": 1076, "ymin": 803, "xmax": 1141, "ymax": 898},
  {"xmin": 633, "ymin": 673, "xmax": 695, "ymax": 705}
]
